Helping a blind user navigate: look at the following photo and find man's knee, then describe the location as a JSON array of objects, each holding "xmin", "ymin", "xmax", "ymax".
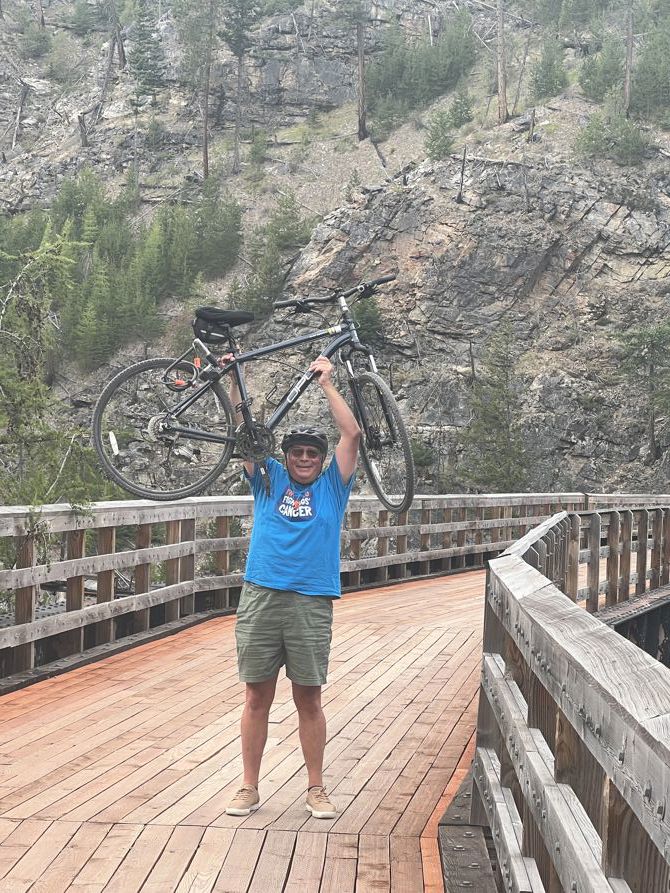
[
  {"xmin": 292, "ymin": 683, "xmax": 323, "ymax": 715},
  {"xmin": 245, "ymin": 678, "xmax": 277, "ymax": 713}
]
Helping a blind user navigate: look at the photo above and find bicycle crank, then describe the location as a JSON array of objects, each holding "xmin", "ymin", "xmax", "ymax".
[{"xmin": 236, "ymin": 425, "xmax": 276, "ymax": 461}]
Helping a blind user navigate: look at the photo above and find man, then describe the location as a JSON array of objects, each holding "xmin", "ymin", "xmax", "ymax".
[{"xmin": 225, "ymin": 355, "xmax": 360, "ymax": 819}]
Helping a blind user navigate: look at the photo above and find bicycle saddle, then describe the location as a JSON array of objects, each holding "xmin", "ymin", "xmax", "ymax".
[{"xmin": 195, "ymin": 307, "xmax": 255, "ymax": 327}]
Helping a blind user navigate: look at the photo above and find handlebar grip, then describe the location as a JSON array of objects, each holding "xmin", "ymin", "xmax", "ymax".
[
  {"xmin": 371, "ymin": 272, "xmax": 397, "ymax": 286},
  {"xmin": 273, "ymin": 299, "xmax": 294, "ymax": 309}
]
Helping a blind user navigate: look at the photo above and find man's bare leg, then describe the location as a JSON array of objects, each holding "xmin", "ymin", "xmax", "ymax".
[
  {"xmin": 292, "ymin": 682, "xmax": 326, "ymax": 788},
  {"xmin": 241, "ymin": 675, "xmax": 278, "ymax": 787}
]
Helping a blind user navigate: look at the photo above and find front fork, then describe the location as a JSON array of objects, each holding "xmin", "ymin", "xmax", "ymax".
[{"xmin": 342, "ymin": 346, "xmax": 378, "ymax": 446}]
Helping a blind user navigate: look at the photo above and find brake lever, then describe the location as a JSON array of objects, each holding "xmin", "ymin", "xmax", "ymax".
[{"xmin": 293, "ymin": 300, "xmax": 314, "ymax": 314}]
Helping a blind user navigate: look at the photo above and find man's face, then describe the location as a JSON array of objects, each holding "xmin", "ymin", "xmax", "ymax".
[{"xmin": 286, "ymin": 445, "xmax": 324, "ymax": 485}]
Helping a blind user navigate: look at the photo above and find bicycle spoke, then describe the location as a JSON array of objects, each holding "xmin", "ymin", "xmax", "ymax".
[
  {"xmin": 352, "ymin": 372, "xmax": 414, "ymax": 513},
  {"xmin": 94, "ymin": 358, "xmax": 235, "ymax": 499}
]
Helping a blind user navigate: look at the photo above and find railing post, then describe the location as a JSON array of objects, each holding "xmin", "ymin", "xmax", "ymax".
[
  {"xmin": 349, "ymin": 510, "xmax": 362, "ymax": 589},
  {"xmin": 587, "ymin": 513, "xmax": 601, "ymax": 613},
  {"xmin": 662, "ymin": 508, "xmax": 670, "ymax": 587},
  {"xmin": 180, "ymin": 518, "xmax": 196, "ymax": 615},
  {"xmin": 64, "ymin": 529, "xmax": 85, "ymax": 655},
  {"xmin": 133, "ymin": 523, "xmax": 152, "ymax": 632},
  {"xmin": 619, "ymin": 509, "xmax": 633, "ymax": 602},
  {"xmin": 606, "ymin": 510, "xmax": 620, "ymax": 608},
  {"xmin": 395, "ymin": 511, "xmax": 408, "ymax": 579},
  {"xmin": 651, "ymin": 508, "xmax": 662, "ymax": 590},
  {"xmin": 636, "ymin": 509, "xmax": 649, "ymax": 596},
  {"xmin": 377, "ymin": 509, "xmax": 389, "ymax": 584},
  {"xmin": 567, "ymin": 514, "xmax": 580, "ymax": 601},
  {"xmin": 96, "ymin": 526, "xmax": 116, "ymax": 645},
  {"xmin": 14, "ymin": 533, "xmax": 36, "ymax": 672},
  {"xmin": 165, "ymin": 520, "xmax": 181, "ymax": 622},
  {"xmin": 213, "ymin": 515, "xmax": 230, "ymax": 609},
  {"xmin": 419, "ymin": 506, "xmax": 431, "ymax": 576}
]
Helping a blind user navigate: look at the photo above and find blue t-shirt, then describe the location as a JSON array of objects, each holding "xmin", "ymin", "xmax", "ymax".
[{"xmin": 244, "ymin": 456, "xmax": 355, "ymax": 597}]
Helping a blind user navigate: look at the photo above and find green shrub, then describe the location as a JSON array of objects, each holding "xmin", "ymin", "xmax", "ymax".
[
  {"xmin": 579, "ymin": 36, "xmax": 624, "ymax": 102},
  {"xmin": 353, "ymin": 295, "xmax": 383, "ymax": 344},
  {"xmin": 19, "ymin": 22, "xmax": 52, "ymax": 59},
  {"xmin": 530, "ymin": 39, "xmax": 568, "ymax": 102},
  {"xmin": 411, "ymin": 439, "xmax": 435, "ymax": 468},
  {"xmin": 447, "ymin": 88, "xmax": 474, "ymax": 127},
  {"xmin": 69, "ymin": 0, "xmax": 102, "ymax": 36},
  {"xmin": 632, "ymin": 26, "xmax": 670, "ymax": 119},
  {"xmin": 249, "ymin": 129, "xmax": 269, "ymax": 165},
  {"xmin": 577, "ymin": 106, "xmax": 648, "ymax": 165},
  {"xmin": 425, "ymin": 110, "xmax": 454, "ymax": 160},
  {"xmin": 48, "ymin": 32, "xmax": 80, "ymax": 83},
  {"xmin": 367, "ymin": 14, "xmax": 477, "ymax": 134}
]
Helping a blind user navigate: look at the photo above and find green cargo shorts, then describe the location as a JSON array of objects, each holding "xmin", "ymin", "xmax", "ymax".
[{"xmin": 235, "ymin": 581, "xmax": 334, "ymax": 686}]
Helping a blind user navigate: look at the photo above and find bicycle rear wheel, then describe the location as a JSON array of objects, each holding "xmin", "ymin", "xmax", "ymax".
[
  {"xmin": 92, "ymin": 357, "xmax": 236, "ymax": 500},
  {"xmin": 350, "ymin": 371, "xmax": 415, "ymax": 513}
]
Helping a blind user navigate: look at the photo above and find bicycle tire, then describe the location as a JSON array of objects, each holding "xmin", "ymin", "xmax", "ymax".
[
  {"xmin": 350, "ymin": 371, "xmax": 415, "ymax": 513},
  {"xmin": 92, "ymin": 357, "xmax": 236, "ymax": 500}
]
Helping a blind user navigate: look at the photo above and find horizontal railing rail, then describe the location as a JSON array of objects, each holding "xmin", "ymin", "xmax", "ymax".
[
  {"xmin": 0, "ymin": 492, "xmax": 595, "ymax": 683},
  {"xmin": 473, "ymin": 501, "xmax": 670, "ymax": 893}
]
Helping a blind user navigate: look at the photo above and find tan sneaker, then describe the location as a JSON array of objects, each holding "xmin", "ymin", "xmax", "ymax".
[
  {"xmin": 225, "ymin": 784, "xmax": 260, "ymax": 816},
  {"xmin": 306, "ymin": 785, "xmax": 336, "ymax": 819}
]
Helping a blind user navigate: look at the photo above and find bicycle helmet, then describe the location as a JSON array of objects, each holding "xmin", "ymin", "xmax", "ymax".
[{"xmin": 281, "ymin": 426, "xmax": 329, "ymax": 457}]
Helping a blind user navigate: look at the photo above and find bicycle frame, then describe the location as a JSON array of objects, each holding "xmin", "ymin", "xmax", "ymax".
[{"xmin": 161, "ymin": 317, "xmax": 376, "ymax": 446}]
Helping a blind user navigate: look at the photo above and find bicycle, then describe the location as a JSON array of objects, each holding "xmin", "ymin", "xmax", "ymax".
[{"xmin": 92, "ymin": 272, "xmax": 415, "ymax": 512}]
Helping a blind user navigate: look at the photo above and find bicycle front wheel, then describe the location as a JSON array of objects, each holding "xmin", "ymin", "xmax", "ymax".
[
  {"xmin": 350, "ymin": 371, "xmax": 415, "ymax": 513},
  {"xmin": 92, "ymin": 357, "xmax": 236, "ymax": 500}
]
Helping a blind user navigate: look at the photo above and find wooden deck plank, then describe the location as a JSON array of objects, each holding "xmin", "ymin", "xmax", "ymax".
[
  {"xmin": 213, "ymin": 829, "xmax": 266, "ymax": 892},
  {"xmin": 283, "ymin": 831, "xmax": 328, "ymax": 893},
  {"xmin": 103, "ymin": 825, "xmax": 172, "ymax": 893},
  {"xmin": 356, "ymin": 834, "xmax": 391, "ymax": 892},
  {"xmin": 0, "ymin": 572, "xmax": 486, "ymax": 893},
  {"xmin": 29, "ymin": 822, "xmax": 111, "ymax": 893},
  {"xmin": 0, "ymin": 819, "xmax": 80, "ymax": 892},
  {"xmin": 174, "ymin": 827, "xmax": 235, "ymax": 893},
  {"xmin": 247, "ymin": 829, "xmax": 296, "ymax": 892},
  {"xmin": 68, "ymin": 824, "xmax": 143, "ymax": 890}
]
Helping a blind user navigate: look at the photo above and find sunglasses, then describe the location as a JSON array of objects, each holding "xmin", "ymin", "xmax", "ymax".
[{"xmin": 288, "ymin": 447, "xmax": 323, "ymax": 460}]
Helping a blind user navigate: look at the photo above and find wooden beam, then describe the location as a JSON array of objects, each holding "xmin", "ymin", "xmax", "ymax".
[{"xmin": 0, "ymin": 582, "xmax": 194, "ymax": 648}]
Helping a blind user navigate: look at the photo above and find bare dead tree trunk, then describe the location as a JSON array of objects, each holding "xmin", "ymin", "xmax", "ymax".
[
  {"xmin": 0, "ymin": 1, "xmax": 4, "ymax": 20},
  {"xmin": 34, "ymin": 0, "xmax": 45, "ymax": 27},
  {"xmin": 232, "ymin": 55, "xmax": 243, "ymax": 173},
  {"xmin": 356, "ymin": 21, "xmax": 368, "ymax": 141},
  {"xmin": 12, "ymin": 83, "xmax": 30, "ymax": 150},
  {"xmin": 497, "ymin": 0, "xmax": 508, "ymax": 124},
  {"xmin": 203, "ymin": 58, "xmax": 212, "ymax": 178},
  {"xmin": 78, "ymin": 113, "xmax": 89, "ymax": 147},
  {"xmin": 623, "ymin": 3, "xmax": 633, "ymax": 116},
  {"xmin": 512, "ymin": 27, "xmax": 532, "ymax": 115},
  {"xmin": 456, "ymin": 144, "xmax": 467, "ymax": 203},
  {"xmin": 202, "ymin": 1, "xmax": 215, "ymax": 179},
  {"xmin": 527, "ymin": 106, "xmax": 535, "ymax": 142}
]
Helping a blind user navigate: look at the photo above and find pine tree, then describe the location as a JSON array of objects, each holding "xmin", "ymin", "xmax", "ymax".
[
  {"xmin": 579, "ymin": 35, "xmax": 624, "ymax": 102},
  {"xmin": 447, "ymin": 87, "xmax": 474, "ymax": 127},
  {"xmin": 129, "ymin": 0, "xmax": 165, "ymax": 98},
  {"xmin": 531, "ymin": 39, "xmax": 568, "ymax": 102},
  {"xmin": 425, "ymin": 110, "xmax": 454, "ymax": 160},
  {"xmin": 457, "ymin": 326, "xmax": 528, "ymax": 492},
  {"xmin": 193, "ymin": 179, "xmax": 242, "ymax": 279},
  {"xmin": 618, "ymin": 324, "xmax": 670, "ymax": 459},
  {"xmin": 173, "ymin": 0, "xmax": 236, "ymax": 176},
  {"xmin": 220, "ymin": 0, "xmax": 261, "ymax": 172}
]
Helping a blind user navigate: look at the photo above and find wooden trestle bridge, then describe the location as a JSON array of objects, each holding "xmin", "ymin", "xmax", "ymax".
[{"xmin": 1, "ymin": 492, "xmax": 670, "ymax": 892}]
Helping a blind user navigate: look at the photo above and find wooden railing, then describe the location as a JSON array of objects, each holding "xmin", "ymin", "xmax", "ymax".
[
  {"xmin": 0, "ymin": 492, "xmax": 589, "ymax": 684},
  {"xmin": 472, "ymin": 501, "xmax": 670, "ymax": 893}
]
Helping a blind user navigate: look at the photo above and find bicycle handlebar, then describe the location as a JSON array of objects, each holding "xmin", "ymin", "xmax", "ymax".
[{"xmin": 272, "ymin": 272, "xmax": 397, "ymax": 312}]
